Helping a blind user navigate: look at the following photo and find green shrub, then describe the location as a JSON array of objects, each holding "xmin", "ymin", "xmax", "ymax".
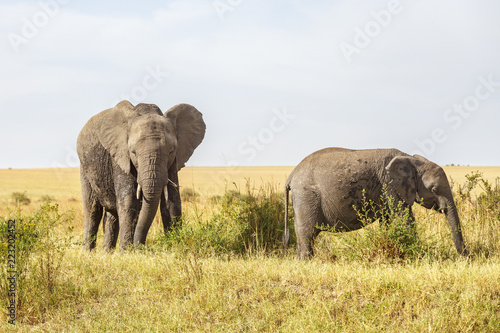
[
  {"xmin": 318, "ymin": 187, "xmax": 440, "ymax": 263},
  {"xmin": 475, "ymin": 176, "xmax": 500, "ymax": 221},
  {"xmin": 455, "ymin": 171, "xmax": 500, "ymax": 257},
  {"xmin": 156, "ymin": 181, "xmax": 293, "ymax": 257},
  {"xmin": 11, "ymin": 191, "xmax": 30, "ymax": 205},
  {"xmin": 0, "ymin": 202, "xmax": 74, "ymax": 324},
  {"xmin": 40, "ymin": 195, "xmax": 55, "ymax": 203}
]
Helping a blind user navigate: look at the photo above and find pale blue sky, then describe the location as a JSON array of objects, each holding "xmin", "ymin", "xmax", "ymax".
[{"xmin": 1, "ymin": 0, "xmax": 499, "ymax": 169}]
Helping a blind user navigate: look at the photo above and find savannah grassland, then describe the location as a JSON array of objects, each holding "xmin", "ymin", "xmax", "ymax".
[{"xmin": 1, "ymin": 166, "xmax": 500, "ymax": 332}]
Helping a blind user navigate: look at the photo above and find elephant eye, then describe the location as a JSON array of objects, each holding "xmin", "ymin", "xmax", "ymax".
[{"xmin": 431, "ymin": 187, "xmax": 438, "ymax": 194}]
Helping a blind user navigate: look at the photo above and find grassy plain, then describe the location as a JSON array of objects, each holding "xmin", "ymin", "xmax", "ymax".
[{"xmin": 1, "ymin": 166, "xmax": 500, "ymax": 332}]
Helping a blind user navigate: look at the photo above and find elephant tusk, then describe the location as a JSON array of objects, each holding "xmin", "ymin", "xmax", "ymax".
[
  {"xmin": 168, "ymin": 179, "xmax": 178, "ymax": 188},
  {"xmin": 164, "ymin": 185, "xmax": 169, "ymax": 202},
  {"xmin": 136, "ymin": 184, "xmax": 142, "ymax": 200}
]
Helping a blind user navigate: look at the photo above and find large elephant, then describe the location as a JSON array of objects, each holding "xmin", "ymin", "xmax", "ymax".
[
  {"xmin": 283, "ymin": 147, "xmax": 470, "ymax": 259},
  {"xmin": 77, "ymin": 100, "xmax": 206, "ymax": 251}
]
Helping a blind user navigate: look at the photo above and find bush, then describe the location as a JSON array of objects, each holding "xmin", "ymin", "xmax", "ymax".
[
  {"xmin": 11, "ymin": 192, "xmax": 30, "ymax": 206},
  {"xmin": 0, "ymin": 203, "xmax": 74, "ymax": 324},
  {"xmin": 40, "ymin": 195, "xmax": 55, "ymax": 203},
  {"xmin": 156, "ymin": 181, "xmax": 293, "ymax": 257},
  {"xmin": 455, "ymin": 171, "xmax": 500, "ymax": 257},
  {"xmin": 460, "ymin": 172, "xmax": 500, "ymax": 220},
  {"xmin": 318, "ymin": 187, "xmax": 439, "ymax": 263}
]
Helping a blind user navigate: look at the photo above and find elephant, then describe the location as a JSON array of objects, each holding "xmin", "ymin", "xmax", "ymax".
[
  {"xmin": 283, "ymin": 147, "xmax": 470, "ymax": 259},
  {"xmin": 77, "ymin": 100, "xmax": 206, "ymax": 251}
]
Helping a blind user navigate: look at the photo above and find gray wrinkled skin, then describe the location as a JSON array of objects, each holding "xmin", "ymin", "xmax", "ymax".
[
  {"xmin": 77, "ymin": 101, "xmax": 205, "ymax": 251},
  {"xmin": 284, "ymin": 147, "xmax": 469, "ymax": 259}
]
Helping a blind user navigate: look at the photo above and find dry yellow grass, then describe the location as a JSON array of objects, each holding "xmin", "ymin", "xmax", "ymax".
[
  {"xmin": 442, "ymin": 166, "xmax": 500, "ymax": 190},
  {"xmin": 178, "ymin": 166, "xmax": 294, "ymax": 197},
  {"xmin": 0, "ymin": 168, "xmax": 81, "ymax": 204}
]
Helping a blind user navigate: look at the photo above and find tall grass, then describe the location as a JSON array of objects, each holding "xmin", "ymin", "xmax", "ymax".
[{"xmin": 454, "ymin": 171, "xmax": 500, "ymax": 258}]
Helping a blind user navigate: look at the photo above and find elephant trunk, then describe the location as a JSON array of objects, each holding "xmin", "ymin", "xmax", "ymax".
[
  {"xmin": 444, "ymin": 196, "xmax": 469, "ymax": 256},
  {"xmin": 133, "ymin": 152, "xmax": 168, "ymax": 246}
]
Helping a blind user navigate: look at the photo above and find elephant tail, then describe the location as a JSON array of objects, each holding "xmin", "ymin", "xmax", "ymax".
[{"xmin": 283, "ymin": 183, "xmax": 291, "ymax": 249}]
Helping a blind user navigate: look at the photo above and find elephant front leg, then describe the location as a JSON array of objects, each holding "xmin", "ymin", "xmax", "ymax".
[
  {"xmin": 117, "ymin": 194, "xmax": 140, "ymax": 251},
  {"xmin": 161, "ymin": 173, "xmax": 182, "ymax": 232},
  {"xmin": 406, "ymin": 206, "xmax": 416, "ymax": 229},
  {"xmin": 160, "ymin": 197, "xmax": 181, "ymax": 232},
  {"xmin": 102, "ymin": 210, "xmax": 119, "ymax": 251},
  {"xmin": 160, "ymin": 199, "xmax": 172, "ymax": 232},
  {"xmin": 83, "ymin": 205, "xmax": 103, "ymax": 250},
  {"xmin": 405, "ymin": 206, "xmax": 418, "ymax": 240}
]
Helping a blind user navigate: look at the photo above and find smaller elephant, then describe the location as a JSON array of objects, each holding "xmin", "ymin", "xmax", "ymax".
[
  {"xmin": 77, "ymin": 101, "xmax": 206, "ymax": 251},
  {"xmin": 283, "ymin": 147, "xmax": 470, "ymax": 259}
]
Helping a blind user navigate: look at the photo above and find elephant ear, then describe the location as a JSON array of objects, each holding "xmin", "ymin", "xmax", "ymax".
[
  {"xmin": 385, "ymin": 156, "xmax": 418, "ymax": 204},
  {"xmin": 165, "ymin": 104, "xmax": 206, "ymax": 170},
  {"xmin": 97, "ymin": 100, "xmax": 137, "ymax": 174}
]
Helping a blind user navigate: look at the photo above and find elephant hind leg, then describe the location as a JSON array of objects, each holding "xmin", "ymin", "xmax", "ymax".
[
  {"xmin": 292, "ymin": 190, "xmax": 323, "ymax": 259},
  {"xmin": 295, "ymin": 224, "xmax": 321, "ymax": 259},
  {"xmin": 102, "ymin": 210, "xmax": 119, "ymax": 251},
  {"xmin": 81, "ymin": 177, "xmax": 103, "ymax": 251}
]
